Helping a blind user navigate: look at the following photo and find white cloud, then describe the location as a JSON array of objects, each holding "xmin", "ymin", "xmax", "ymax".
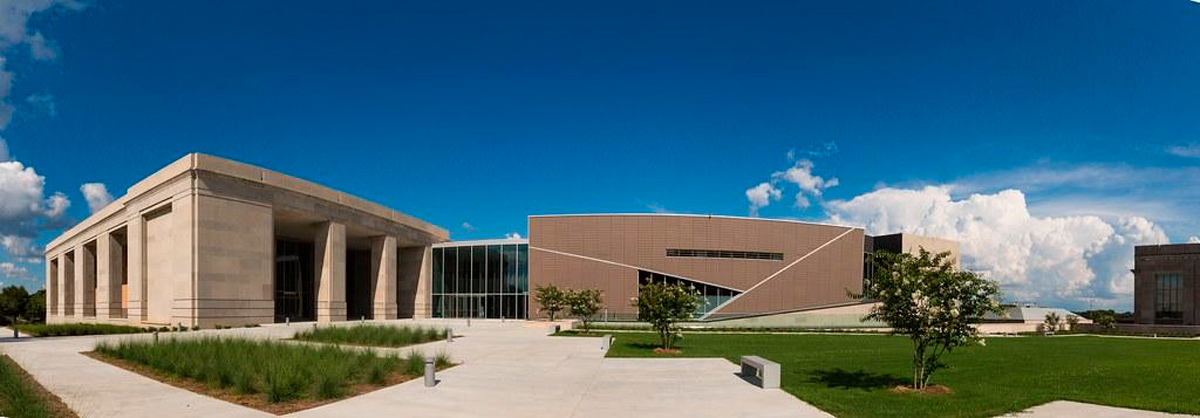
[
  {"xmin": 460, "ymin": 222, "xmax": 476, "ymax": 232},
  {"xmin": 1166, "ymin": 143, "xmax": 1200, "ymax": 158},
  {"xmin": 0, "ymin": 137, "xmax": 8, "ymax": 161},
  {"xmin": 0, "ymin": 235, "xmax": 39, "ymax": 263},
  {"xmin": 826, "ymin": 186, "xmax": 1167, "ymax": 309},
  {"xmin": 643, "ymin": 201, "xmax": 674, "ymax": 214},
  {"xmin": 0, "ymin": 0, "xmax": 87, "ymax": 129},
  {"xmin": 505, "ymin": 232, "xmax": 522, "ymax": 239},
  {"xmin": 24, "ymin": 92, "xmax": 55, "ymax": 116},
  {"xmin": 1189, "ymin": 236, "xmax": 1200, "ymax": 244},
  {"xmin": 0, "ymin": 261, "xmax": 32, "ymax": 282},
  {"xmin": 80, "ymin": 182, "xmax": 112, "ymax": 214},
  {"xmin": 26, "ymin": 31, "xmax": 56, "ymax": 60},
  {"xmin": 744, "ymin": 182, "xmax": 781, "ymax": 216}
]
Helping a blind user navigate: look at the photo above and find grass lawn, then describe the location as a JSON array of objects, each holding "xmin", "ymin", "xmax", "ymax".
[
  {"xmin": 0, "ymin": 355, "xmax": 78, "ymax": 418},
  {"xmin": 19, "ymin": 323, "xmax": 149, "ymax": 337},
  {"xmin": 597, "ymin": 332, "xmax": 1200, "ymax": 418},
  {"xmin": 294, "ymin": 324, "xmax": 446, "ymax": 348},
  {"xmin": 93, "ymin": 336, "xmax": 451, "ymax": 414}
]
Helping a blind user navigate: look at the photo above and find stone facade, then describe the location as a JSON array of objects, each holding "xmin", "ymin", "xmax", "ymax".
[
  {"xmin": 44, "ymin": 153, "xmax": 448, "ymax": 328},
  {"xmin": 1133, "ymin": 243, "xmax": 1199, "ymax": 325}
]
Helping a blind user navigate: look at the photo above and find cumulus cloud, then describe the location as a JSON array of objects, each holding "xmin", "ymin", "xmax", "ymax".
[
  {"xmin": 505, "ymin": 232, "xmax": 522, "ymax": 239},
  {"xmin": 1189, "ymin": 236, "xmax": 1200, "ymax": 244},
  {"xmin": 0, "ymin": 261, "xmax": 32, "ymax": 282},
  {"xmin": 826, "ymin": 186, "xmax": 1167, "ymax": 309},
  {"xmin": 744, "ymin": 182, "xmax": 781, "ymax": 216},
  {"xmin": 0, "ymin": 140, "xmax": 71, "ymax": 263},
  {"xmin": 1166, "ymin": 143, "xmax": 1200, "ymax": 158},
  {"xmin": 80, "ymin": 182, "xmax": 112, "ymax": 213},
  {"xmin": 0, "ymin": 0, "xmax": 87, "ymax": 129}
]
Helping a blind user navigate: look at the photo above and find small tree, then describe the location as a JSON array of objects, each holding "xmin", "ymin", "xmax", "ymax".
[
  {"xmin": 0, "ymin": 285, "xmax": 30, "ymax": 326},
  {"xmin": 534, "ymin": 284, "xmax": 567, "ymax": 321},
  {"xmin": 861, "ymin": 248, "xmax": 1003, "ymax": 390},
  {"xmin": 1095, "ymin": 312, "xmax": 1117, "ymax": 330},
  {"xmin": 566, "ymin": 289, "xmax": 603, "ymax": 333},
  {"xmin": 631, "ymin": 282, "xmax": 700, "ymax": 350},
  {"xmin": 1043, "ymin": 312, "xmax": 1062, "ymax": 333},
  {"xmin": 1065, "ymin": 314, "xmax": 1080, "ymax": 331}
]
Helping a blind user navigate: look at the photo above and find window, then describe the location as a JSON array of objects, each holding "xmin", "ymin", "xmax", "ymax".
[
  {"xmin": 637, "ymin": 270, "xmax": 742, "ymax": 318},
  {"xmin": 1155, "ymin": 274, "xmax": 1183, "ymax": 320},
  {"xmin": 431, "ymin": 243, "xmax": 529, "ymax": 319},
  {"xmin": 665, "ymin": 248, "xmax": 783, "ymax": 261}
]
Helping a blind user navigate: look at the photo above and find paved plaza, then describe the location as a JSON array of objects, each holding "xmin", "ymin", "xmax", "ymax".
[{"xmin": 1, "ymin": 320, "xmax": 1192, "ymax": 417}]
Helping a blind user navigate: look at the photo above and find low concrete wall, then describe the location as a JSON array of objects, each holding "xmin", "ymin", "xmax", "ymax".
[{"xmin": 1075, "ymin": 323, "xmax": 1200, "ymax": 337}]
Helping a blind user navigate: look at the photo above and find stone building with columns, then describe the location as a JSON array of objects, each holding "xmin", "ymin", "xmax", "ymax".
[{"xmin": 43, "ymin": 153, "xmax": 447, "ymax": 328}]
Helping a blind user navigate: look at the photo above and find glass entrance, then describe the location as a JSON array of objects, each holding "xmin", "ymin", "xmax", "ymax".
[{"xmin": 275, "ymin": 240, "xmax": 315, "ymax": 322}]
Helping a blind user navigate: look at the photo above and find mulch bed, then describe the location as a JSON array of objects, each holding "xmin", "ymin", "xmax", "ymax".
[
  {"xmin": 889, "ymin": 384, "xmax": 954, "ymax": 395},
  {"xmin": 653, "ymin": 348, "xmax": 682, "ymax": 355},
  {"xmin": 83, "ymin": 352, "xmax": 419, "ymax": 414},
  {"xmin": 0, "ymin": 356, "xmax": 79, "ymax": 418}
]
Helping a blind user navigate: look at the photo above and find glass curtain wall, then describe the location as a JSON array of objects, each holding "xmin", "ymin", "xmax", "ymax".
[
  {"xmin": 637, "ymin": 270, "xmax": 741, "ymax": 318},
  {"xmin": 432, "ymin": 243, "xmax": 528, "ymax": 319}
]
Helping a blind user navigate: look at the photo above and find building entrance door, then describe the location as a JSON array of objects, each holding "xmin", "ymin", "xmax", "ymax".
[{"xmin": 275, "ymin": 240, "xmax": 315, "ymax": 322}]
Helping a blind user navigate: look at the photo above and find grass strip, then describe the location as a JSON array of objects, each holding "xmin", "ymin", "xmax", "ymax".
[
  {"xmin": 293, "ymin": 324, "xmax": 447, "ymax": 348},
  {"xmin": 0, "ymin": 355, "xmax": 78, "ymax": 418}
]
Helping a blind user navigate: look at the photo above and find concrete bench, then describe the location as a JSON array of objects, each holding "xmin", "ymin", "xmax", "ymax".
[{"xmin": 740, "ymin": 356, "xmax": 780, "ymax": 389}]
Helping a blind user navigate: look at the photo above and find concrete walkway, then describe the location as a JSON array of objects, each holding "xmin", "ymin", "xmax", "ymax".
[
  {"xmin": 1011, "ymin": 401, "xmax": 1196, "ymax": 417},
  {"xmin": 1, "ymin": 319, "xmax": 828, "ymax": 418}
]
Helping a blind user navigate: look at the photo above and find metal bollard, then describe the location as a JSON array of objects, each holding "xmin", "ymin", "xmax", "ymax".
[
  {"xmin": 549, "ymin": 324, "xmax": 560, "ymax": 335},
  {"xmin": 153, "ymin": 331, "xmax": 159, "ymax": 343},
  {"xmin": 601, "ymin": 334, "xmax": 613, "ymax": 350},
  {"xmin": 285, "ymin": 316, "xmax": 290, "ymax": 325},
  {"xmin": 12, "ymin": 325, "xmax": 17, "ymax": 339},
  {"xmin": 424, "ymin": 356, "xmax": 436, "ymax": 387},
  {"xmin": 446, "ymin": 328, "xmax": 454, "ymax": 342}
]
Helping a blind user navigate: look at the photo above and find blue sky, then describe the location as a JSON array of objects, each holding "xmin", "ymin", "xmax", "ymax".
[{"xmin": 1, "ymin": 0, "xmax": 1198, "ymax": 310}]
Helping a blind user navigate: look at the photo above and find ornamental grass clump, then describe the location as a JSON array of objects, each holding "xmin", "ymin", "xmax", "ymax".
[
  {"xmin": 93, "ymin": 336, "xmax": 419, "ymax": 404},
  {"xmin": 18, "ymin": 323, "xmax": 148, "ymax": 337},
  {"xmin": 293, "ymin": 324, "xmax": 447, "ymax": 348}
]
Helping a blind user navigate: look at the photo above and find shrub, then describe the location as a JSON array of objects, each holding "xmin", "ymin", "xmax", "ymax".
[
  {"xmin": 294, "ymin": 324, "xmax": 447, "ymax": 348},
  {"xmin": 18, "ymin": 323, "xmax": 148, "ymax": 337}
]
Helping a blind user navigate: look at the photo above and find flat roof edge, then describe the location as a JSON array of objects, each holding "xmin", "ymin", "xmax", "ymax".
[{"xmin": 528, "ymin": 213, "xmax": 863, "ymax": 230}]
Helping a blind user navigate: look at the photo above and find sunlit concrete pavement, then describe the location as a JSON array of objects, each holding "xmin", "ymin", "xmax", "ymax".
[
  {"xmin": 1010, "ymin": 401, "xmax": 1196, "ymax": 418},
  {"xmin": 1, "ymin": 319, "xmax": 829, "ymax": 418}
]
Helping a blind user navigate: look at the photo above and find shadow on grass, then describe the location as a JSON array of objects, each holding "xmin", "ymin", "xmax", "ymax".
[{"xmin": 808, "ymin": 368, "xmax": 905, "ymax": 391}]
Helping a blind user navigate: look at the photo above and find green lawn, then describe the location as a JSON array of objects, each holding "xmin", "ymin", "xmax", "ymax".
[
  {"xmin": 19, "ymin": 323, "xmax": 149, "ymax": 337},
  {"xmin": 293, "ymin": 324, "xmax": 446, "ymax": 348},
  {"xmin": 0, "ymin": 356, "xmax": 77, "ymax": 418},
  {"xmin": 600, "ymin": 332, "xmax": 1200, "ymax": 418}
]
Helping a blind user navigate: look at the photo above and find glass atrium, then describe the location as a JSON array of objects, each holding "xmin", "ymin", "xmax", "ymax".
[{"xmin": 431, "ymin": 240, "xmax": 529, "ymax": 319}]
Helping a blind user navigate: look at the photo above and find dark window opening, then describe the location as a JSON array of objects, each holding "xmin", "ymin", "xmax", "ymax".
[
  {"xmin": 637, "ymin": 270, "xmax": 742, "ymax": 318},
  {"xmin": 665, "ymin": 248, "xmax": 783, "ymax": 261}
]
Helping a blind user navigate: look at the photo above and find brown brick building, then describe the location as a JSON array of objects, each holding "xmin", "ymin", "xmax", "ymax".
[{"xmin": 1133, "ymin": 243, "xmax": 1200, "ymax": 325}]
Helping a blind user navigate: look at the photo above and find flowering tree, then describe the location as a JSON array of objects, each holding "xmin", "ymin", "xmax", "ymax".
[
  {"xmin": 632, "ymin": 282, "xmax": 701, "ymax": 350},
  {"xmin": 566, "ymin": 288, "xmax": 603, "ymax": 333},
  {"xmin": 534, "ymin": 284, "xmax": 567, "ymax": 321},
  {"xmin": 862, "ymin": 248, "xmax": 1003, "ymax": 390}
]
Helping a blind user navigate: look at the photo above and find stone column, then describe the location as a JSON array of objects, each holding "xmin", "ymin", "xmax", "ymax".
[
  {"xmin": 126, "ymin": 216, "xmax": 145, "ymax": 323},
  {"xmin": 371, "ymin": 235, "xmax": 397, "ymax": 320},
  {"xmin": 60, "ymin": 252, "xmax": 73, "ymax": 317},
  {"xmin": 77, "ymin": 245, "xmax": 97, "ymax": 318},
  {"xmin": 45, "ymin": 256, "xmax": 57, "ymax": 320},
  {"xmin": 315, "ymin": 222, "xmax": 346, "ymax": 323},
  {"xmin": 96, "ymin": 234, "xmax": 112, "ymax": 319},
  {"xmin": 398, "ymin": 245, "xmax": 431, "ymax": 318}
]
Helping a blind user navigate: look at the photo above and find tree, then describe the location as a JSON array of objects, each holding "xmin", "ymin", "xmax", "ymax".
[
  {"xmin": 534, "ymin": 284, "xmax": 567, "ymax": 321},
  {"xmin": 565, "ymin": 289, "xmax": 603, "ymax": 333},
  {"xmin": 25, "ymin": 290, "xmax": 45, "ymax": 324},
  {"xmin": 860, "ymin": 248, "xmax": 1003, "ymax": 390},
  {"xmin": 1094, "ymin": 312, "xmax": 1117, "ymax": 330},
  {"xmin": 0, "ymin": 285, "xmax": 30, "ymax": 326},
  {"xmin": 1043, "ymin": 312, "xmax": 1062, "ymax": 333},
  {"xmin": 631, "ymin": 282, "xmax": 701, "ymax": 350},
  {"xmin": 1064, "ymin": 314, "xmax": 1080, "ymax": 331}
]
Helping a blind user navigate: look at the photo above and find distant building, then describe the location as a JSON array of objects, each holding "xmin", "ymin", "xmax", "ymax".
[{"xmin": 1133, "ymin": 243, "xmax": 1199, "ymax": 325}]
